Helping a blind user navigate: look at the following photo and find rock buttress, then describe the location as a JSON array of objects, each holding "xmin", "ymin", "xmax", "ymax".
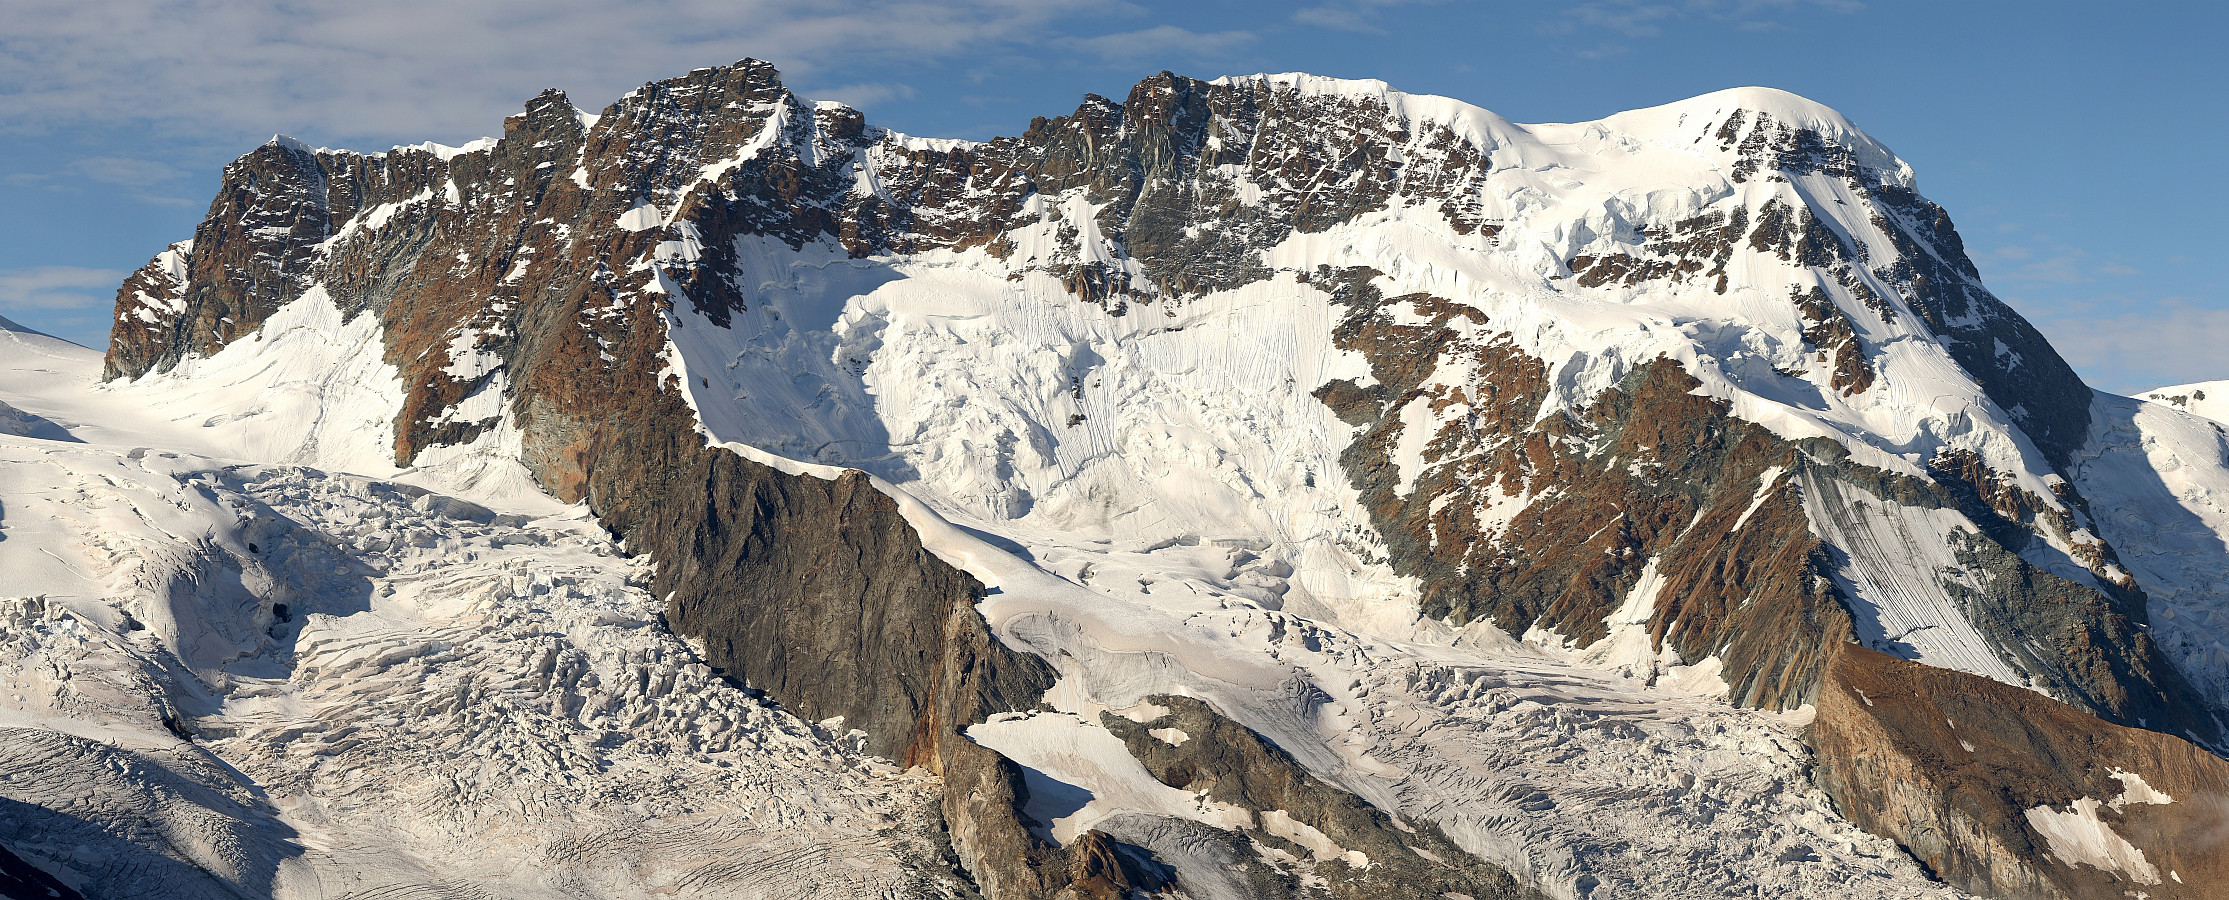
[
  {"xmin": 1812, "ymin": 644, "xmax": 2229, "ymax": 899},
  {"xmin": 513, "ymin": 300, "xmax": 1085, "ymax": 896}
]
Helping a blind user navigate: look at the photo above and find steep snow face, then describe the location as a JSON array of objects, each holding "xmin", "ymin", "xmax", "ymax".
[
  {"xmin": 1241, "ymin": 82, "xmax": 2101, "ymax": 579},
  {"xmin": 2072, "ymin": 392, "xmax": 2229, "ymax": 716},
  {"xmin": 114, "ymin": 285, "xmax": 405, "ymax": 476},
  {"xmin": 1798, "ymin": 471, "xmax": 2031, "ymax": 683},
  {"xmin": 654, "ymin": 74, "xmax": 2124, "ymax": 702},
  {"xmin": 663, "ymin": 239, "xmax": 1406, "ymax": 629},
  {"xmin": 93, "ymin": 282, "xmax": 557, "ymax": 512},
  {"xmin": 2140, "ymin": 380, "xmax": 2229, "ymax": 426},
  {"xmin": 0, "ymin": 332, "xmax": 952, "ymax": 899}
]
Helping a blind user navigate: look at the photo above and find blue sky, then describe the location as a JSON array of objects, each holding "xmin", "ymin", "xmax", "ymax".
[{"xmin": 1, "ymin": 0, "xmax": 2220, "ymax": 392}]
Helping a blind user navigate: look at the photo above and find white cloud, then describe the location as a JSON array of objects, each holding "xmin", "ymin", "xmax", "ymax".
[
  {"xmin": 1973, "ymin": 240, "xmax": 2156, "ymax": 287},
  {"xmin": 1, "ymin": 155, "xmax": 198, "ymax": 206},
  {"xmin": 0, "ymin": 0, "xmax": 1120, "ymax": 147},
  {"xmin": 2032, "ymin": 299, "xmax": 2229, "ymax": 394},
  {"xmin": 2003, "ymin": 255, "xmax": 2087, "ymax": 284},
  {"xmin": 813, "ymin": 83, "xmax": 919, "ymax": 109},
  {"xmin": 0, "ymin": 267, "xmax": 130, "ymax": 311},
  {"xmin": 1569, "ymin": 3, "xmax": 1680, "ymax": 38}
]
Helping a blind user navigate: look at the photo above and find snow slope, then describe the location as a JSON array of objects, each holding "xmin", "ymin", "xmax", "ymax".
[
  {"xmin": 633, "ymin": 73, "xmax": 2229, "ymax": 895},
  {"xmin": 647, "ymin": 71, "xmax": 2140, "ymax": 705},
  {"xmin": 658, "ymin": 72, "xmax": 2125, "ymax": 700}
]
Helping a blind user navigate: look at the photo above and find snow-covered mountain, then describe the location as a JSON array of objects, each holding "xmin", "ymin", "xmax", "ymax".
[{"xmin": 8, "ymin": 59, "xmax": 2229, "ymax": 900}]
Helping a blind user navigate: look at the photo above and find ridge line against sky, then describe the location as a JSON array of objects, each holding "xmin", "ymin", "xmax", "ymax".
[{"xmin": 1, "ymin": 0, "xmax": 2220, "ymax": 393}]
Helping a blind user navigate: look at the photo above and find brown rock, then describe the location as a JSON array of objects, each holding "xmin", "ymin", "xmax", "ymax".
[{"xmin": 1812, "ymin": 644, "xmax": 2229, "ymax": 899}]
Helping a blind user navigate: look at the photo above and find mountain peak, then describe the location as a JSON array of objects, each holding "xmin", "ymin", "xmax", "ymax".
[
  {"xmin": 57, "ymin": 60, "xmax": 2229, "ymax": 900},
  {"xmin": 1599, "ymin": 85, "xmax": 1907, "ymax": 181},
  {"xmin": 265, "ymin": 133, "xmax": 319, "ymax": 155}
]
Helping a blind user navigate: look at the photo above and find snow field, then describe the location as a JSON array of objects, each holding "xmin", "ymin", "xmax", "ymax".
[
  {"xmin": 2021, "ymin": 769, "xmax": 2177, "ymax": 886},
  {"xmin": 0, "ymin": 334, "xmax": 951, "ymax": 898}
]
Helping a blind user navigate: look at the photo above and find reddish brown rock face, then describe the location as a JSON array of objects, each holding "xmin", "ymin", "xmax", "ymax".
[
  {"xmin": 1814, "ymin": 645, "xmax": 2229, "ymax": 900},
  {"xmin": 1323, "ymin": 304, "xmax": 1853, "ymax": 710},
  {"xmin": 104, "ymin": 242, "xmax": 191, "ymax": 380}
]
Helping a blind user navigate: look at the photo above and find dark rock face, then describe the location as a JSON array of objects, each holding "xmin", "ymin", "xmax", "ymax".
[
  {"xmin": 1313, "ymin": 269, "xmax": 2224, "ymax": 894},
  {"xmin": 635, "ymin": 461, "xmax": 1047, "ymax": 764},
  {"xmin": 104, "ymin": 243, "xmax": 191, "ymax": 381},
  {"xmin": 88, "ymin": 61, "xmax": 1082, "ymax": 896},
  {"xmin": 1321, "ymin": 304, "xmax": 2210, "ymax": 730}
]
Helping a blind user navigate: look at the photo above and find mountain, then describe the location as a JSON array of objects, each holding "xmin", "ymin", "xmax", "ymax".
[{"xmin": 5, "ymin": 58, "xmax": 2229, "ymax": 899}]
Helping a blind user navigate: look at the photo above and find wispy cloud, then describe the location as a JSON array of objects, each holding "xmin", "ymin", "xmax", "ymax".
[
  {"xmin": 1293, "ymin": 6, "xmax": 1383, "ymax": 34},
  {"xmin": 1067, "ymin": 25, "xmax": 1256, "ymax": 62},
  {"xmin": 1292, "ymin": 0, "xmax": 1449, "ymax": 36},
  {"xmin": 2, "ymin": 155, "xmax": 197, "ymax": 206},
  {"xmin": 1544, "ymin": 0, "xmax": 1862, "ymax": 48},
  {"xmin": 0, "ymin": 0, "xmax": 1126, "ymax": 146},
  {"xmin": 71, "ymin": 156, "xmax": 187, "ymax": 190},
  {"xmin": 1973, "ymin": 238, "xmax": 2151, "ymax": 288},
  {"xmin": 2032, "ymin": 298, "xmax": 2229, "ymax": 394},
  {"xmin": 813, "ymin": 82, "xmax": 918, "ymax": 108},
  {"xmin": 1569, "ymin": 3, "xmax": 1680, "ymax": 38},
  {"xmin": 0, "ymin": 266, "xmax": 130, "ymax": 312}
]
